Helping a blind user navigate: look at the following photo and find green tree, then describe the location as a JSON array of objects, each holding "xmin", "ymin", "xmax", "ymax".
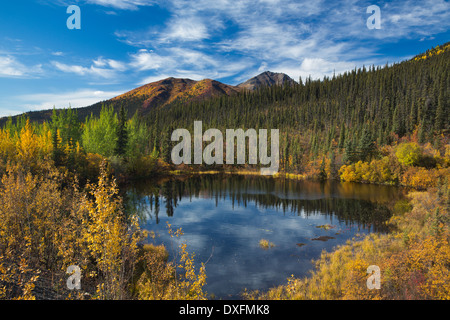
[
  {"xmin": 358, "ymin": 127, "xmax": 375, "ymax": 162},
  {"xmin": 338, "ymin": 122, "xmax": 346, "ymax": 150},
  {"xmin": 82, "ymin": 105, "xmax": 118, "ymax": 157},
  {"xmin": 161, "ymin": 126, "xmax": 173, "ymax": 164},
  {"xmin": 395, "ymin": 142, "xmax": 422, "ymax": 166},
  {"xmin": 343, "ymin": 138, "xmax": 357, "ymax": 164},
  {"xmin": 126, "ymin": 112, "xmax": 149, "ymax": 160},
  {"xmin": 434, "ymin": 78, "xmax": 446, "ymax": 131},
  {"xmin": 115, "ymin": 105, "xmax": 128, "ymax": 157}
]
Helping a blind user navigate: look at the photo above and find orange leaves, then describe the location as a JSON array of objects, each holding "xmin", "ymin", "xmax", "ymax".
[
  {"xmin": 401, "ymin": 167, "xmax": 442, "ymax": 190},
  {"xmin": 380, "ymin": 236, "xmax": 450, "ymax": 300}
]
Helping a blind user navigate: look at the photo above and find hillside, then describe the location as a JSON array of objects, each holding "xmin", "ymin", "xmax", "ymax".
[
  {"xmin": 109, "ymin": 77, "xmax": 241, "ymax": 114},
  {"xmin": 144, "ymin": 42, "xmax": 449, "ymax": 174}
]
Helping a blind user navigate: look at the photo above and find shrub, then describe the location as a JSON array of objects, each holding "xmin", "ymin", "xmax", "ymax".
[{"xmin": 396, "ymin": 142, "xmax": 422, "ymax": 167}]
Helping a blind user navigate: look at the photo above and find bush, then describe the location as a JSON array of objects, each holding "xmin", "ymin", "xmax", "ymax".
[{"xmin": 396, "ymin": 142, "xmax": 422, "ymax": 167}]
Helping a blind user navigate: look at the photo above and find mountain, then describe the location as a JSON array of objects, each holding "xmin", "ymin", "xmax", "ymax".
[
  {"xmin": 109, "ymin": 77, "xmax": 241, "ymax": 114},
  {"xmin": 0, "ymin": 71, "xmax": 293, "ymax": 124},
  {"xmin": 237, "ymin": 71, "xmax": 296, "ymax": 91},
  {"xmin": 99, "ymin": 71, "xmax": 295, "ymax": 115}
]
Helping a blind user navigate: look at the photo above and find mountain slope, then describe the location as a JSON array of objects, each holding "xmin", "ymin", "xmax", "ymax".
[
  {"xmin": 237, "ymin": 71, "xmax": 296, "ymax": 91},
  {"xmin": 110, "ymin": 77, "xmax": 241, "ymax": 114}
]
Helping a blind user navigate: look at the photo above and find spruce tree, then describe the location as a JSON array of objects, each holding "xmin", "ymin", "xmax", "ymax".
[
  {"xmin": 358, "ymin": 127, "xmax": 375, "ymax": 162},
  {"xmin": 434, "ymin": 78, "xmax": 445, "ymax": 131},
  {"xmin": 115, "ymin": 105, "xmax": 128, "ymax": 157}
]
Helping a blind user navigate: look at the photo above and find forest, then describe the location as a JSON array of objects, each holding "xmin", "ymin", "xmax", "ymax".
[{"xmin": 0, "ymin": 42, "xmax": 449, "ymax": 300}]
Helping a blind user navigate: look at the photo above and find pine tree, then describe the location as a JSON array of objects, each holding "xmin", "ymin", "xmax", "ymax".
[
  {"xmin": 418, "ymin": 120, "xmax": 427, "ymax": 144},
  {"xmin": 161, "ymin": 127, "xmax": 172, "ymax": 164},
  {"xmin": 329, "ymin": 150, "xmax": 338, "ymax": 180},
  {"xmin": 434, "ymin": 78, "xmax": 445, "ymax": 131},
  {"xmin": 343, "ymin": 138, "xmax": 357, "ymax": 164},
  {"xmin": 115, "ymin": 105, "xmax": 128, "ymax": 157},
  {"xmin": 338, "ymin": 122, "xmax": 346, "ymax": 150},
  {"xmin": 358, "ymin": 127, "xmax": 375, "ymax": 162}
]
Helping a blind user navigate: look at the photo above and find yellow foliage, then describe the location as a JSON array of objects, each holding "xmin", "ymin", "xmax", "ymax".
[
  {"xmin": 81, "ymin": 161, "xmax": 142, "ymax": 299},
  {"xmin": 136, "ymin": 223, "xmax": 207, "ymax": 300},
  {"xmin": 16, "ymin": 120, "xmax": 39, "ymax": 170}
]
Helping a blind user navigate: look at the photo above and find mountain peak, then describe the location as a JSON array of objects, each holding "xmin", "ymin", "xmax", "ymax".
[
  {"xmin": 237, "ymin": 71, "xmax": 296, "ymax": 91},
  {"xmin": 109, "ymin": 76, "xmax": 240, "ymax": 115}
]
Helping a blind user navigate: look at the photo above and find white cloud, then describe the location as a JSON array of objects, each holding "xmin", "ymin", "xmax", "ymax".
[
  {"xmin": 276, "ymin": 58, "xmax": 358, "ymax": 82},
  {"xmin": 52, "ymin": 56, "xmax": 128, "ymax": 79},
  {"xmin": 161, "ymin": 17, "xmax": 209, "ymax": 42},
  {"xmin": 0, "ymin": 56, "xmax": 43, "ymax": 78},
  {"xmin": 75, "ymin": 0, "xmax": 450, "ymax": 86},
  {"xmin": 129, "ymin": 49, "xmax": 174, "ymax": 71},
  {"xmin": 17, "ymin": 89, "xmax": 126, "ymax": 111},
  {"xmin": 0, "ymin": 56, "xmax": 26, "ymax": 77},
  {"xmin": 86, "ymin": 0, "xmax": 155, "ymax": 10},
  {"xmin": 52, "ymin": 61, "xmax": 115, "ymax": 78},
  {"xmin": 129, "ymin": 47, "xmax": 253, "ymax": 85},
  {"xmin": 93, "ymin": 57, "xmax": 127, "ymax": 71}
]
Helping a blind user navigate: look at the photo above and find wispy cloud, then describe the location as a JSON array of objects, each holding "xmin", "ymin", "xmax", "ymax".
[
  {"xmin": 111, "ymin": 0, "xmax": 449, "ymax": 83},
  {"xmin": 128, "ymin": 49, "xmax": 174, "ymax": 71},
  {"xmin": 52, "ymin": 57, "xmax": 127, "ymax": 79},
  {"xmin": 129, "ymin": 47, "xmax": 253, "ymax": 85},
  {"xmin": 6, "ymin": 0, "xmax": 448, "ymax": 116},
  {"xmin": 85, "ymin": 0, "xmax": 155, "ymax": 10},
  {"xmin": 17, "ymin": 88, "xmax": 125, "ymax": 111},
  {"xmin": 0, "ymin": 56, "xmax": 43, "ymax": 78}
]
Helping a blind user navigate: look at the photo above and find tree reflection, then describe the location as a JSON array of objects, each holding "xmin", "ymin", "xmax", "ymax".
[{"xmin": 126, "ymin": 174, "xmax": 406, "ymax": 232}]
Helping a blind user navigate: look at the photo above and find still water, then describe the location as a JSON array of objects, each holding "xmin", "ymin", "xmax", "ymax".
[{"xmin": 125, "ymin": 174, "xmax": 406, "ymax": 299}]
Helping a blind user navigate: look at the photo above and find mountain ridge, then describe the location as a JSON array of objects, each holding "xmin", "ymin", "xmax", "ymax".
[
  {"xmin": 0, "ymin": 70, "xmax": 294, "ymax": 124},
  {"xmin": 237, "ymin": 71, "xmax": 296, "ymax": 91}
]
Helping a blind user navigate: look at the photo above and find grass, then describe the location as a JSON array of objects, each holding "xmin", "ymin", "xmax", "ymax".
[{"xmin": 259, "ymin": 239, "xmax": 275, "ymax": 249}]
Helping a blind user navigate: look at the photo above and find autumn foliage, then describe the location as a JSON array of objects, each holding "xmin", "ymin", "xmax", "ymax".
[{"xmin": 339, "ymin": 141, "xmax": 450, "ymax": 190}]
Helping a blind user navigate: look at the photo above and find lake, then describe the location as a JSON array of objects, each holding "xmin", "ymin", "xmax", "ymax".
[{"xmin": 125, "ymin": 174, "xmax": 406, "ymax": 299}]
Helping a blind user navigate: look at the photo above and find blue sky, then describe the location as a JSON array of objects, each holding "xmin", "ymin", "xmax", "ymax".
[{"xmin": 0, "ymin": 0, "xmax": 449, "ymax": 117}]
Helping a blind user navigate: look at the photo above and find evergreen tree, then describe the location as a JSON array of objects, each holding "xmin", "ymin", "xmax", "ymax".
[
  {"xmin": 338, "ymin": 122, "xmax": 346, "ymax": 150},
  {"xmin": 318, "ymin": 156, "xmax": 327, "ymax": 181},
  {"xmin": 115, "ymin": 105, "xmax": 128, "ymax": 157},
  {"xmin": 358, "ymin": 127, "xmax": 375, "ymax": 162},
  {"xmin": 329, "ymin": 150, "xmax": 338, "ymax": 180},
  {"xmin": 161, "ymin": 127, "xmax": 173, "ymax": 164},
  {"xmin": 343, "ymin": 138, "xmax": 357, "ymax": 164},
  {"xmin": 435, "ymin": 78, "xmax": 446, "ymax": 131}
]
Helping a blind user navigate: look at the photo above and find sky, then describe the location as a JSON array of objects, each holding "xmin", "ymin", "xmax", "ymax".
[{"xmin": 0, "ymin": 0, "xmax": 449, "ymax": 117}]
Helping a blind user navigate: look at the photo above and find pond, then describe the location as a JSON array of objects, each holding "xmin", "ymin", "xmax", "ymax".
[{"xmin": 125, "ymin": 174, "xmax": 406, "ymax": 299}]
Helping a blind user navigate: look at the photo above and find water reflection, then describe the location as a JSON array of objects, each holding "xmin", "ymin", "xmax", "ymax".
[{"xmin": 124, "ymin": 174, "xmax": 406, "ymax": 299}]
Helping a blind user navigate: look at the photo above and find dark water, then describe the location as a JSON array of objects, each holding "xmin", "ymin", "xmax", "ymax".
[{"xmin": 125, "ymin": 174, "xmax": 406, "ymax": 299}]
